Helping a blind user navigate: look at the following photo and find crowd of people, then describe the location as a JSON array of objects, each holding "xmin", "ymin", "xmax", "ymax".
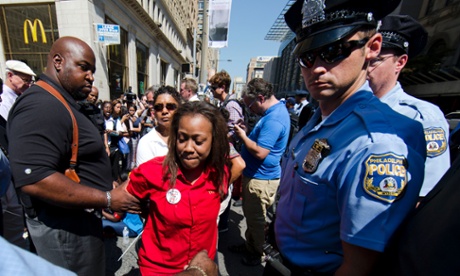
[{"xmin": 1, "ymin": 0, "xmax": 460, "ymax": 275}]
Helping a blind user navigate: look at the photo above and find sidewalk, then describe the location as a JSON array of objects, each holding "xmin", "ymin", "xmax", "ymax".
[{"xmin": 105, "ymin": 202, "xmax": 266, "ymax": 275}]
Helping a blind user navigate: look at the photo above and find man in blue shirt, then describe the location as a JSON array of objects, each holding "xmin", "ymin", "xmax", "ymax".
[
  {"xmin": 269, "ymin": 0, "xmax": 427, "ymax": 275},
  {"xmin": 368, "ymin": 14, "xmax": 450, "ymax": 197},
  {"xmin": 231, "ymin": 78, "xmax": 290, "ymax": 266}
]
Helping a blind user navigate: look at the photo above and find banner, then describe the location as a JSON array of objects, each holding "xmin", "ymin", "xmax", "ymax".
[
  {"xmin": 208, "ymin": 0, "xmax": 232, "ymax": 48},
  {"xmin": 24, "ymin": 19, "xmax": 47, "ymax": 44}
]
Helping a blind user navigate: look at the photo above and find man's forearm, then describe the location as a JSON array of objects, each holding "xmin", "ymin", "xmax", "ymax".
[
  {"xmin": 241, "ymin": 136, "xmax": 269, "ymax": 160},
  {"xmin": 21, "ymin": 172, "xmax": 108, "ymax": 209}
]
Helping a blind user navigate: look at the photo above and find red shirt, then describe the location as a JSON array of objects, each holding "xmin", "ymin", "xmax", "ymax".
[{"xmin": 127, "ymin": 156, "xmax": 229, "ymax": 275}]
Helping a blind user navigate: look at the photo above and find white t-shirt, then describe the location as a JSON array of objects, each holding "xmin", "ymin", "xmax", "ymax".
[{"xmin": 136, "ymin": 128, "xmax": 168, "ymax": 166}]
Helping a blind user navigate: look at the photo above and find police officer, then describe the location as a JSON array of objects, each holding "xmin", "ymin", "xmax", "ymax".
[
  {"xmin": 367, "ymin": 15, "xmax": 450, "ymax": 197},
  {"xmin": 269, "ymin": 0, "xmax": 427, "ymax": 275}
]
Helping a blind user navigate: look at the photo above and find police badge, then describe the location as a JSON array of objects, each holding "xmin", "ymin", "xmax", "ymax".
[
  {"xmin": 424, "ymin": 127, "xmax": 447, "ymax": 158},
  {"xmin": 302, "ymin": 138, "xmax": 330, "ymax": 173},
  {"xmin": 364, "ymin": 153, "xmax": 408, "ymax": 202}
]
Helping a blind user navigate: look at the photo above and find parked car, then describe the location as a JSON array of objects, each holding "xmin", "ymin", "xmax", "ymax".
[{"xmin": 445, "ymin": 111, "xmax": 460, "ymax": 131}]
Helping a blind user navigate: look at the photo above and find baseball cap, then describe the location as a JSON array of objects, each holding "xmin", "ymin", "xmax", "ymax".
[
  {"xmin": 379, "ymin": 15, "xmax": 428, "ymax": 58},
  {"xmin": 5, "ymin": 60, "xmax": 36, "ymax": 77},
  {"xmin": 285, "ymin": 0, "xmax": 402, "ymax": 56}
]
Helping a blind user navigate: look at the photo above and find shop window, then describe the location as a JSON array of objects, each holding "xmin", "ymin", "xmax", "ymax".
[
  {"xmin": 136, "ymin": 41, "xmax": 148, "ymax": 96},
  {"xmin": 106, "ymin": 18, "xmax": 128, "ymax": 100},
  {"xmin": 1, "ymin": 4, "xmax": 58, "ymax": 74}
]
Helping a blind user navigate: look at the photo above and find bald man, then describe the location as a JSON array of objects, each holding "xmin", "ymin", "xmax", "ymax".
[{"xmin": 7, "ymin": 37, "xmax": 141, "ymax": 274}]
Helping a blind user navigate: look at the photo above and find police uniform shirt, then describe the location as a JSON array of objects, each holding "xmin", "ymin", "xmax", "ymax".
[
  {"xmin": 8, "ymin": 75, "xmax": 112, "ymax": 208},
  {"xmin": 275, "ymin": 83, "xmax": 426, "ymax": 274},
  {"xmin": 295, "ymin": 99, "xmax": 309, "ymax": 116},
  {"xmin": 380, "ymin": 82, "xmax": 450, "ymax": 196}
]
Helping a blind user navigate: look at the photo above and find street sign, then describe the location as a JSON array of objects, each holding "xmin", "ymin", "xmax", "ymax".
[{"xmin": 95, "ymin": 24, "xmax": 120, "ymax": 45}]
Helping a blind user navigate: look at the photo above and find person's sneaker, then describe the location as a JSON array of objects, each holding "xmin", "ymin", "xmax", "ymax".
[
  {"xmin": 228, "ymin": 243, "xmax": 249, "ymax": 253},
  {"xmin": 233, "ymin": 199, "xmax": 243, "ymax": 207},
  {"xmin": 242, "ymin": 254, "xmax": 263, "ymax": 266}
]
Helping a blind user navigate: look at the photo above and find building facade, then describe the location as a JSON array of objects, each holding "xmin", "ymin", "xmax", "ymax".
[
  {"xmin": 0, "ymin": 0, "xmax": 205, "ymax": 101},
  {"xmin": 246, "ymin": 56, "xmax": 275, "ymax": 83}
]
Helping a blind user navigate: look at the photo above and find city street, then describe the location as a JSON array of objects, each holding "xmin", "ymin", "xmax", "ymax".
[{"xmin": 105, "ymin": 201, "xmax": 266, "ymax": 276}]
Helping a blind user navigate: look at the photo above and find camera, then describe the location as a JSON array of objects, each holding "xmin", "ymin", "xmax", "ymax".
[{"xmin": 263, "ymin": 242, "xmax": 291, "ymax": 276}]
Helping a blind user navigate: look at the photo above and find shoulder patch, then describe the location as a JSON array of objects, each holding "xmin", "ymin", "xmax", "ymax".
[
  {"xmin": 424, "ymin": 127, "xmax": 448, "ymax": 157},
  {"xmin": 364, "ymin": 153, "xmax": 407, "ymax": 203}
]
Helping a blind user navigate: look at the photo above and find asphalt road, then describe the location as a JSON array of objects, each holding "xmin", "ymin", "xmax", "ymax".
[{"xmin": 105, "ymin": 201, "xmax": 266, "ymax": 276}]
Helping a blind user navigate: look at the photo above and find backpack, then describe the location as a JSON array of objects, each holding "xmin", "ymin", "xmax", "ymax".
[{"xmin": 222, "ymin": 98, "xmax": 260, "ymax": 135}]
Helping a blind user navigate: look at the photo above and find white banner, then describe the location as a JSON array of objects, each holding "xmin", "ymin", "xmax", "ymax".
[{"xmin": 208, "ymin": 0, "xmax": 232, "ymax": 48}]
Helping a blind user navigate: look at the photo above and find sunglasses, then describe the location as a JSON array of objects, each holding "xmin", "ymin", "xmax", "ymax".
[
  {"xmin": 297, "ymin": 38, "xmax": 370, "ymax": 68},
  {"xmin": 210, "ymin": 85, "xmax": 220, "ymax": 92},
  {"xmin": 153, "ymin": 103, "xmax": 178, "ymax": 112}
]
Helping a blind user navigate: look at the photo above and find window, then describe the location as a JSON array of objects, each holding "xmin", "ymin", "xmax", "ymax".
[
  {"xmin": 106, "ymin": 18, "xmax": 128, "ymax": 100},
  {"xmin": 160, "ymin": 60, "xmax": 168, "ymax": 86},
  {"xmin": 1, "ymin": 4, "xmax": 59, "ymax": 74},
  {"xmin": 136, "ymin": 41, "xmax": 148, "ymax": 95}
]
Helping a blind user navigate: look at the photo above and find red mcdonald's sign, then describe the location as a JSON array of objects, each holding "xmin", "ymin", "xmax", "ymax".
[{"xmin": 23, "ymin": 19, "xmax": 47, "ymax": 44}]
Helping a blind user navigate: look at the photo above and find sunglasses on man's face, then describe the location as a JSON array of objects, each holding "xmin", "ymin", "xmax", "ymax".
[
  {"xmin": 297, "ymin": 38, "xmax": 370, "ymax": 68},
  {"xmin": 210, "ymin": 85, "xmax": 220, "ymax": 92},
  {"xmin": 153, "ymin": 103, "xmax": 178, "ymax": 112}
]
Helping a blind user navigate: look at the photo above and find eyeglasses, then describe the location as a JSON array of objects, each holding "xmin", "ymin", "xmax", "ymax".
[
  {"xmin": 153, "ymin": 103, "xmax": 178, "ymax": 112},
  {"xmin": 297, "ymin": 38, "xmax": 370, "ymax": 68},
  {"xmin": 369, "ymin": 55, "xmax": 394, "ymax": 67},
  {"xmin": 12, "ymin": 72, "xmax": 34, "ymax": 85},
  {"xmin": 245, "ymin": 98, "xmax": 257, "ymax": 109},
  {"xmin": 146, "ymin": 100, "xmax": 155, "ymax": 105}
]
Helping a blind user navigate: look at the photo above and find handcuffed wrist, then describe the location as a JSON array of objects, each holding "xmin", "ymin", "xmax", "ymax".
[
  {"xmin": 106, "ymin": 191, "xmax": 112, "ymax": 210},
  {"xmin": 187, "ymin": 265, "xmax": 207, "ymax": 276}
]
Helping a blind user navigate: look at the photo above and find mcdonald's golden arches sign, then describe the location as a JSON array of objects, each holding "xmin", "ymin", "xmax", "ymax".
[{"xmin": 24, "ymin": 19, "xmax": 47, "ymax": 44}]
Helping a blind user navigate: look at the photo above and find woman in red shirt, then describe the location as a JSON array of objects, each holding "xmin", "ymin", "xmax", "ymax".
[{"xmin": 127, "ymin": 101, "xmax": 231, "ymax": 275}]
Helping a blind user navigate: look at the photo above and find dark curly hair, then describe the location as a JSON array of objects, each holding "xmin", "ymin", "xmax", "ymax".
[
  {"xmin": 163, "ymin": 101, "xmax": 230, "ymax": 199},
  {"xmin": 154, "ymin": 85, "xmax": 182, "ymax": 104}
]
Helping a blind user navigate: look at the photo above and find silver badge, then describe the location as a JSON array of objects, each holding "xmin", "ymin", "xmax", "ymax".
[
  {"xmin": 302, "ymin": 0, "xmax": 326, "ymax": 28},
  {"xmin": 302, "ymin": 138, "xmax": 330, "ymax": 173},
  {"xmin": 166, "ymin": 188, "xmax": 181, "ymax": 204},
  {"xmin": 367, "ymin": 12, "xmax": 374, "ymax": 22}
]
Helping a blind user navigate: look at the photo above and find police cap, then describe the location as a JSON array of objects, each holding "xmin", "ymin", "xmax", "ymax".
[
  {"xmin": 295, "ymin": 90, "xmax": 308, "ymax": 96},
  {"xmin": 379, "ymin": 15, "xmax": 428, "ymax": 58},
  {"xmin": 285, "ymin": 0, "xmax": 401, "ymax": 56}
]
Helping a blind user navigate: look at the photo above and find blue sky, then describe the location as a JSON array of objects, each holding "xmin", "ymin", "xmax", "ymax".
[{"xmin": 218, "ymin": 0, "xmax": 289, "ymax": 82}]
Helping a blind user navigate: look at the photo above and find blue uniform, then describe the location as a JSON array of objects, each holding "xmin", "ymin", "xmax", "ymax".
[
  {"xmin": 275, "ymin": 83, "xmax": 426, "ymax": 274},
  {"xmin": 380, "ymin": 82, "xmax": 450, "ymax": 196},
  {"xmin": 241, "ymin": 101, "xmax": 290, "ymax": 179}
]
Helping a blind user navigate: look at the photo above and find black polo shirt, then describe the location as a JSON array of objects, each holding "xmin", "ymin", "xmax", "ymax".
[{"xmin": 7, "ymin": 75, "xmax": 111, "ymax": 201}]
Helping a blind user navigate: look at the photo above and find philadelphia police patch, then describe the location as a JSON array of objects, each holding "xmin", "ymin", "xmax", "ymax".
[
  {"xmin": 364, "ymin": 153, "xmax": 407, "ymax": 203},
  {"xmin": 424, "ymin": 127, "xmax": 447, "ymax": 158}
]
